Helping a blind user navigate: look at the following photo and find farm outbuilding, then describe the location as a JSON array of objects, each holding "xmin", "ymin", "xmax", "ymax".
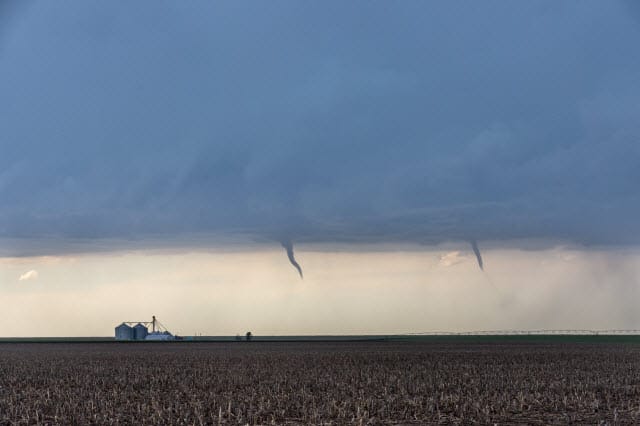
[{"xmin": 145, "ymin": 331, "xmax": 174, "ymax": 341}]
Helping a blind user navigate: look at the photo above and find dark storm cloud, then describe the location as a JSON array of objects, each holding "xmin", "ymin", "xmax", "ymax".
[{"xmin": 1, "ymin": 1, "xmax": 639, "ymax": 255}]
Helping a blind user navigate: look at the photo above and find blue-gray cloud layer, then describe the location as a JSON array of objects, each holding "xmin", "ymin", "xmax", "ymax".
[{"xmin": 1, "ymin": 1, "xmax": 639, "ymax": 254}]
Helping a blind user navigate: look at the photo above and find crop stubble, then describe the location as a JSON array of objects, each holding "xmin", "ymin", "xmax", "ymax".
[{"xmin": 1, "ymin": 342, "xmax": 639, "ymax": 424}]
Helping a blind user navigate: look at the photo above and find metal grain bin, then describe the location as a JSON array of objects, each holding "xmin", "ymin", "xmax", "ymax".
[
  {"xmin": 133, "ymin": 323, "xmax": 148, "ymax": 340},
  {"xmin": 115, "ymin": 323, "xmax": 133, "ymax": 340}
]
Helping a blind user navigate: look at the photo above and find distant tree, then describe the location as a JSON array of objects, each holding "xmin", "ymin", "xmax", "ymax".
[
  {"xmin": 235, "ymin": 334, "xmax": 242, "ymax": 341},
  {"xmin": 245, "ymin": 331, "xmax": 252, "ymax": 341}
]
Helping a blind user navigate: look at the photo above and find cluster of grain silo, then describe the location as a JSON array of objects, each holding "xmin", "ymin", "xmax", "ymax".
[
  {"xmin": 114, "ymin": 316, "xmax": 176, "ymax": 341},
  {"xmin": 115, "ymin": 323, "xmax": 148, "ymax": 340}
]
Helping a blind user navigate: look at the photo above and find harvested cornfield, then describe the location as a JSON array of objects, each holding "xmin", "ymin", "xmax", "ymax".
[{"xmin": 1, "ymin": 341, "xmax": 640, "ymax": 424}]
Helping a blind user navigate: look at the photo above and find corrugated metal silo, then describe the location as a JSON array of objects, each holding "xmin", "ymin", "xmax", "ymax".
[
  {"xmin": 133, "ymin": 323, "xmax": 148, "ymax": 340},
  {"xmin": 115, "ymin": 323, "xmax": 134, "ymax": 340}
]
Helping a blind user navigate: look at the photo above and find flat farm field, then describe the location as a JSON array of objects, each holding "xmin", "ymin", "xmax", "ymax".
[{"xmin": 1, "ymin": 341, "xmax": 640, "ymax": 424}]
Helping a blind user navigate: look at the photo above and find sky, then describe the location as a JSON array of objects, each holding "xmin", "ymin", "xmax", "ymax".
[{"xmin": 1, "ymin": 1, "xmax": 639, "ymax": 336}]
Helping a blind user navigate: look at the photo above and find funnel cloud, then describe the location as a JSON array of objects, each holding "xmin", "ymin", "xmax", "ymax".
[
  {"xmin": 281, "ymin": 241, "xmax": 303, "ymax": 279},
  {"xmin": 470, "ymin": 240, "xmax": 484, "ymax": 271}
]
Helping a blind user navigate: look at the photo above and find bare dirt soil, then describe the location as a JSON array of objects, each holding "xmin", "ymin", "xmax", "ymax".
[{"xmin": 1, "ymin": 341, "xmax": 639, "ymax": 424}]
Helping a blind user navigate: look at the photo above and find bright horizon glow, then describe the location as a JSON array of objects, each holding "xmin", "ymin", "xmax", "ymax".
[{"xmin": 1, "ymin": 244, "xmax": 638, "ymax": 337}]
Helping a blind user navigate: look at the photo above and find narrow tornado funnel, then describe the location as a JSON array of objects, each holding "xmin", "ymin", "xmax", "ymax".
[
  {"xmin": 281, "ymin": 240, "xmax": 303, "ymax": 279},
  {"xmin": 470, "ymin": 240, "xmax": 484, "ymax": 271}
]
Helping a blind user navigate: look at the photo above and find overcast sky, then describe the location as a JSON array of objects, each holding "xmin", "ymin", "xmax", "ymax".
[
  {"xmin": 2, "ymin": 0, "xmax": 639, "ymax": 252},
  {"xmin": 1, "ymin": 2, "xmax": 639, "ymax": 335}
]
